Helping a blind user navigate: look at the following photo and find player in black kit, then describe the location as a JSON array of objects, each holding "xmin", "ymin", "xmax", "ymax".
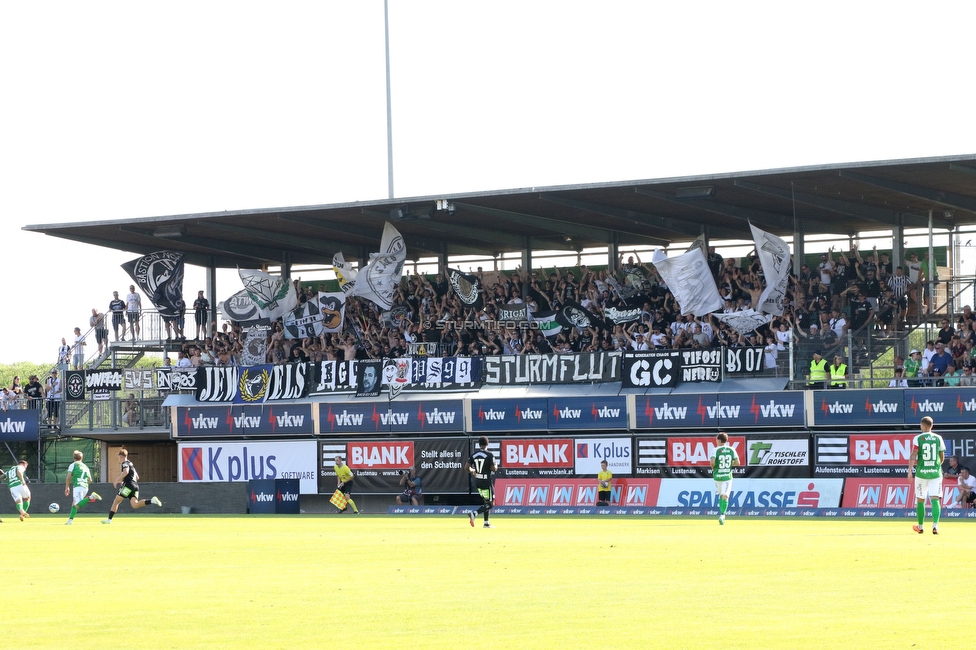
[
  {"xmin": 103, "ymin": 448, "xmax": 162, "ymax": 523},
  {"xmin": 465, "ymin": 436, "xmax": 497, "ymax": 529}
]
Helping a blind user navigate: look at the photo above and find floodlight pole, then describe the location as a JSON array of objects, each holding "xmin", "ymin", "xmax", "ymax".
[{"xmin": 384, "ymin": 0, "xmax": 395, "ymax": 199}]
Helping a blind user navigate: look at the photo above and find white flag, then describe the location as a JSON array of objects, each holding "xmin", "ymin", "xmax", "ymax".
[
  {"xmin": 352, "ymin": 222, "xmax": 406, "ymax": 310},
  {"xmin": 750, "ymin": 223, "xmax": 792, "ymax": 316},
  {"xmin": 651, "ymin": 248, "xmax": 723, "ymax": 316},
  {"xmin": 333, "ymin": 252, "xmax": 358, "ymax": 295},
  {"xmin": 712, "ymin": 309, "xmax": 773, "ymax": 335},
  {"xmin": 238, "ymin": 269, "xmax": 299, "ymax": 321}
]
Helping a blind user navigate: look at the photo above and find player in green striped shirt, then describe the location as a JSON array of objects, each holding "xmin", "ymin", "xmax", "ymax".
[
  {"xmin": 709, "ymin": 432, "xmax": 740, "ymax": 525},
  {"xmin": 7, "ymin": 460, "xmax": 31, "ymax": 521},
  {"xmin": 63, "ymin": 450, "xmax": 101, "ymax": 525},
  {"xmin": 909, "ymin": 416, "xmax": 946, "ymax": 534}
]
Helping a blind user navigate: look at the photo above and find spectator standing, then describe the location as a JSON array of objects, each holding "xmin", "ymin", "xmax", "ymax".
[
  {"xmin": 905, "ymin": 350, "xmax": 922, "ymax": 387},
  {"xmin": 71, "ymin": 327, "xmax": 86, "ymax": 370},
  {"xmin": 396, "ymin": 468, "xmax": 423, "ymax": 506},
  {"xmin": 56, "ymin": 337, "xmax": 70, "ymax": 370},
  {"xmin": 126, "ymin": 284, "xmax": 142, "ymax": 340},
  {"xmin": 193, "ymin": 290, "xmax": 210, "ymax": 341},
  {"xmin": 828, "ymin": 355, "xmax": 848, "ymax": 389},
  {"xmin": 45, "ymin": 370, "xmax": 61, "ymax": 425},
  {"xmin": 91, "ymin": 308, "xmax": 108, "ymax": 355},
  {"xmin": 24, "ymin": 375, "xmax": 42, "ymax": 410},
  {"xmin": 597, "ymin": 460, "xmax": 612, "ymax": 507},
  {"xmin": 109, "ymin": 291, "xmax": 126, "ymax": 341}
]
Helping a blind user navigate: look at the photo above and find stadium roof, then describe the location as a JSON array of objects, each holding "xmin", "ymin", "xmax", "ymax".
[{"xmin": 25, "ymin": 154, "xmax": 976, "ymax": 269}]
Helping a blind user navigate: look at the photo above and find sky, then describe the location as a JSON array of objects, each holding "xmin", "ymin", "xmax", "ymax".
[{"xmin": 1, "ymin": 1, "xmax": 975, "ymax": 364}]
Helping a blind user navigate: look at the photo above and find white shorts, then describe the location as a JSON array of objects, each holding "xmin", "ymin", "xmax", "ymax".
[
  {"xmin": 914, "ymin": 476, "xmax": 943, "ymax": 501},
  {"xmin": 714, "ymin": 479, "xmax": 733, "ymax": 498},
  {"xmin": 72, "ymin": 486, "xmax": 90, "ymax": 505},
  {"xmin": 9, "ymin": 485, "xmax": 30, "ymax": 502}
]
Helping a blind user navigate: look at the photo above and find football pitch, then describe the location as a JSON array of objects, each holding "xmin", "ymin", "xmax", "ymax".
[{"xmin": 9, "ymin": 513, "xmax": 972, "ymax": 649}]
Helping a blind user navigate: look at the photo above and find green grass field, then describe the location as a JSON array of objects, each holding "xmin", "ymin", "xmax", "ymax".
[{"xmin": 7, "ymin": 513, "xmax": 971, "ymax": 649}]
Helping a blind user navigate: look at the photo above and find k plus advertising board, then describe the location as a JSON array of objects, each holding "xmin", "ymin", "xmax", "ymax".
[
  {"xmin": 178, "ymin": 441, "xmax": 318, "ymax": 493},
  {"xmin": 573, "ymin": 438, "xmax": 632, "ymax": 475}
]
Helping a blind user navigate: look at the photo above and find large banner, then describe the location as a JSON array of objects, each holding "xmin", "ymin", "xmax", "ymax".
[
  {"xmin": 482, "ymin": 352, "xmax": 620, "ymax": 385},
  {"xmin": 813, "ymin": 389, "xmax": 904, "ymax": 426},
  {"xmin": 121, "ymin": 251, "xmax": 185, "ymax": 320},
  {"xmin": 904, "ymin": 388, "xmax": 976, "ymax": 424},
  {"xmin": 85, "ymin": 369, "xmax": 123, "ymax": 392},
  {"xmin": 175, "ymin": 404, "xmax": 313, "ymax": 437},
  {"xmin": 493, "ymin": 478, "xmax": 843, "ymax": 509},
  {"xmin": 724, "ymin": 347, "xmax": 768, "ymax": 376},
  {"xmin": 0, "ymin": 409, "xmax": 40, "ymax": 442},
  {"xmin": 317, "ymin": 438, "xmax": 469, "ymax": 494},
  {"xmin": 310, "ymin": 357, "xmax": 481, "ymax": 395},
  {"xmin": 621, "ymin": 350, "xmax": 680, "ymax": 389},
  {"xmin": 635, "ymin": 435, "xmax": 809, "ymax": 478},
  {"xmin": 318, "ymin": 400, "xmax": 464, "ymax": 435},
  {"xmin": 814, "ymin": 433, "xmax": 915, "ymax": 476},
  {"xmin": 678, "ymin": 349, "xmax": 721, "ymax": 383},
  {"xmin": 471, "ymin": 398, "xmax": 549, "ymax": 432},
  {"xmin": 655, "ymin": 478, "xmax": 843, "ymax": 509},
  {"xmin": 634, "ymin": 392, "xmax": 804, "ymax": 429},
  {"xmin": 193, "ymin": 363, "xmax": 310, "ymax": 403},
  {"xmin": 177, "ymin": 440, "xmax": 318, "ymax": 493}
]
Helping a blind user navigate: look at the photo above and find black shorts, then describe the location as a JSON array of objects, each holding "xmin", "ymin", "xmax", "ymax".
[
  {"xmin": 598, "ymin": 490, "xmax": 611, "ymax": 502},
  {"xmin": 95, "ymin": 329, "xmax": 106, "ymax": 344},
  {"xmin": 195, "ymin": 311, "xmax": 209, "ymax": 326},
  {"xmin": 339, "ymin": 481, "xmax": 353, "ymax": 495},
  {"xmin": 112, "ymin": 313, "xmax": 125, "ymax": 327},
  {"xmin": 127, "ymin": 312, "xmax": 140, "ymax": 323},
  {"xmin": 966, "ymin": 491, "xmax": 976, "ymax": 504},
  {"xmin": 118, "ymin": 483, "xmax": 140, "ymax": 500},
  {"xmin": 400, "ymin": 490, "xmax": 415, "ymax": 501}
]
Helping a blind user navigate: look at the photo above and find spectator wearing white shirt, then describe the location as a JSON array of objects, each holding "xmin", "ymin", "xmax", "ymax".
[{"xmin": 957, "ymin": 467, "xmax": 976, "ymax": 509}]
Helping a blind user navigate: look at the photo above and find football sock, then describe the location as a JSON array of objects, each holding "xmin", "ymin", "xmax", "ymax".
[
  {"xmin": 22, "ymin": 500, "xmax": 29, "ymax": 512},
  {"xmin": 346, "ymin": 498, "xmax": 358, "ymax": 513},
  {"xmin": 916, "ymin": 501, "xmax": 925, "ymax": 526},
  {"xmin": 143, "ymin": 499, "xmax": 151, "ymax": 506},
  {"xmin": 932, "ymin": 499, "xmax": 941, "ymax": 526},
  {"xmin": 16, "ymin": 503, "xmax": 25, "ymax": 514},
  {"xmin": 69, "ymin": 505, "xmax": 78, "ymax": 519},
  {"xmin": 108, "ymin": 511, "xmax": 116, "ymax": 520},
  {"xmin": 719, "ymin": 497, "xmax": 729, "ymax": 516},
  {"xmin": 76, "ymin": 498, "xmax": 88, "ymax": 511},
  {"xmin": 476, "ymin": 505, "xmax": 486, "ymax": 515}
]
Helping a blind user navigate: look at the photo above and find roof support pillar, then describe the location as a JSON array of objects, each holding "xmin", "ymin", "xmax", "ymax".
[
  {"xmin": 608, "ymin": 233, "xmax": 619, "ymax": 273},
  {"xmin": 438, "ymin": 242, "xmax": 449, "ymax": 275},
  {"xmin": 281, "ymin": 251, "xmax": 292, "ymax": 281},
  {"xmin": 206, "ymin": 256, "xmax": 218, "ymax": 335},
  {"xmin": 892, "ymin": 218, "xmax": 904, "ymax": 281},
  {"xmin": 521, "ymin": 236, "xmax": 532, "ymax": 299},
  {"xmin": 793, "ymin": 222, "xmax": 804, "ymax": 276}
]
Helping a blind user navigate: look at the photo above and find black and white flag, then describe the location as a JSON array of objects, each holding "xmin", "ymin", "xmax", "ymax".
[
  {"xmin": 497, "ymin": 304, "xmax": 528, "ymax": 322},
  {"xmin": 651, "ymin": 247, "xmax": 723, "ymax": 316},
  {"xmin": 239, "ymin": 269, "xmax": 299, "ymax": 321},
  {"xmin": 317, "ymin": 292, "xmax": 346, "ymax": 334},
  {"xmin": 750, "ymin": 223, "xmax": 791, "ymax": 316},
  {"xmin": 605, "ymin": 306, "xmax": 641, "ymax": 324},
  {"xmin": 85, "ymin": 369, "xmax": 123, "ymax": 391},
  {"xmin": 356, "ymin": 360, "xmax": 382, "ymax": 398},
  {"xmin": 447, "ymin": 269, "xmax": 483, "ymax": 309},
  {"xmin": 531, "ymin": 310, "xmax": 562, "ymax": 339},
  {"xmin": 121, "ymin": 251, "xmax": 185, "ymax": 320},
  {"xmin": 712, "ymin": 309, "xmax": 773, "ymax": 335},
  {"xmin": 556, "ymin": 300, "xmax": 599, "ymax": 330},
  {"xmin": 266, "ymin": 362, "xmax": 310, "ymax": 400},
  {"xmin": 242, "ymin": 326, "xmax": 270, "ymax": 366},
  {"xmin": 218, "ymin": 288, "xmax": 268, "ymax": 326},
  {"xmin": 622, "ymin": 350, "xmax": 681, "ymax": 388},
  {"xmin": 352, "ymin": 222, "xmax": 406, "ymax": 310}
]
